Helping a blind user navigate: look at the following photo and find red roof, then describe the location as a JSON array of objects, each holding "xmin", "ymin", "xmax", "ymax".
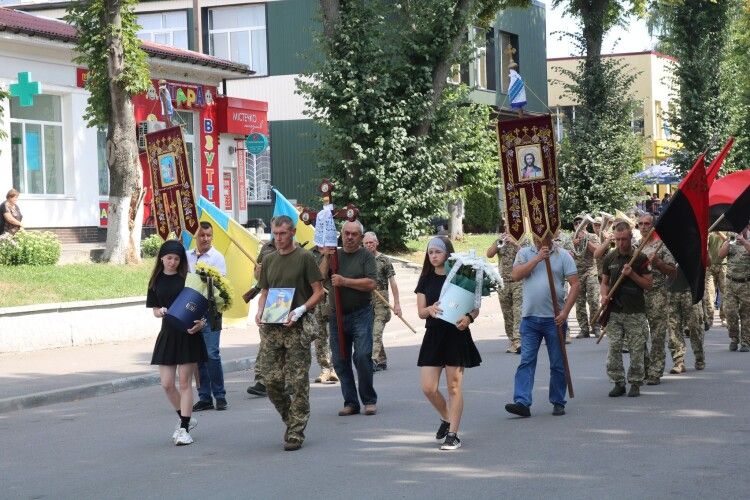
[{"xmin": 0, "ymin": 7, "xmax": 252, "ymax": 75}]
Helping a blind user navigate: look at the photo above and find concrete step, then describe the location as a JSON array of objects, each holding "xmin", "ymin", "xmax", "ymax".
[{"xmin": 58, "ymin": 243, "xmax": 106, "ymax": 265}]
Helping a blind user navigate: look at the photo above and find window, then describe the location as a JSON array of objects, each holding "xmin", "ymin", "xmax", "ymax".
[
  {"xmin": 474, "ymin": 27, "xmax": 496, "ymax": 91},
  {"xmin": 208, "ymin": 5, "xmax": 267, "ymax": 76},
  {"xmin": 554, "ymin": 105, "xmax": 576, "ymax": 142},
  {"xmin": 631, "ymin": 104, "xmax": 645, "ymax": 136},
  {"xmin": 246, "ymin": 139, "xmax": 271, "ymax": 203},
  {"xmin": 97, "ymin": 128, "xmax": 109, "ymax": 196},
  {"xmin": 655, "ymin": 100, "xmax": 663, "ymax": 139},
  {"xmin": 10, "ymin": 94, "xmax": 65, "ymax": 195},
  {"xmin": 499, "ymin": 31, "xmax": 519, "ymax": 93},
  {"xmin": 136, "ymin": 11, "xmax": 188, "ymax": 50}
]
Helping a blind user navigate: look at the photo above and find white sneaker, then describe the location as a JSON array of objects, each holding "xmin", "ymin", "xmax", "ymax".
[
  {"xmin": 173, "ymin": 428, "xmax": 194, "ymax": 446},
  {"xmin": 172, "ymin": 417, "xmax": 197, "ymax": 440}
]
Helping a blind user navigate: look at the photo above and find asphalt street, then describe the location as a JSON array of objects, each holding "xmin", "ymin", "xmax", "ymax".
[{"xmin": 2, "ymin": 321, "xmax": 749, "ymax": 499}]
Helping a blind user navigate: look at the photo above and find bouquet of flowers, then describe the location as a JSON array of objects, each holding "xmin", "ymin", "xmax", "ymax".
[
  {"xmin": 167, "ymin": 263, "xmax": 234, "ymax": 331},
  {"xmin": 437, "ymin": 250, "xmax": 503, "ymax": 324},
  {"xmin": 187, "ymin": 263, "xmax": 234, "ymax": 313}
]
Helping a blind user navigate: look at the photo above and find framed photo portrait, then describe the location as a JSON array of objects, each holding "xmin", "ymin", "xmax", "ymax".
[{"xmin": 515, "ymin": 144, "xmax": 545, "ymax": 182}]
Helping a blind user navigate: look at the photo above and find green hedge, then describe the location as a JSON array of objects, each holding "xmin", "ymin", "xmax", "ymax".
[
  {"xmin": 464, "ymin": 188, "xmax": 500, "ymax": 233},
  {"xmin": 0, "ymin": 231, "xmax": 61, "ymax": 265}
]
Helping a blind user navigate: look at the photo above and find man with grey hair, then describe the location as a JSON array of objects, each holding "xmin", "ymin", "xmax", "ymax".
[
  {"xmin": 320, "ymin": 220, "xmax": 378, "ymax": 415},
  {"xmin": 363, "ymin": 231, "xmax": 401, "ymax": 371}
]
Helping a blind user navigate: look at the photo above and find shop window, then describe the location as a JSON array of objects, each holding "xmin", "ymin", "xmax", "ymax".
[
  {"xmin": 499, "ymin": 31, "xmax": 519, "ymax": 93},
  {"xmin": 208, "ymin": 5, "xmax": 268, "ymax": 76},
  {"xmin": 10, "ymin": 94, "xmax": 65, "ymax": 195},
  {"xmin": 97, "ymin": 128, "xmax": 109, "ymax": 196},
  {"xmin": 136, "ymin": 11, "xmax": 189, "ymax": 50},
  {"xmin": 246, "ymin": 140, "xmax": 271, "ymax": 203}
]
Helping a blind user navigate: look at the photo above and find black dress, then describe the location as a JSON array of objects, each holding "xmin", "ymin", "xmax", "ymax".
[
  {"xmin": 415, "ymin": 271, "xmax": 482, "ymax": 368},
  {"xmin": 148, "ymin": 273, "xmax": 208, "ymax": 365}
]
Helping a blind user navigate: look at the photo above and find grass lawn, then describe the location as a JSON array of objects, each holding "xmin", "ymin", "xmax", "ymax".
[
  {"xmin": 392, "ymin": 233, "xmax": 499, "ymax": 265},
  {"xmin": 0, "ymin": 260, "xmax": 155, "ymax": 308}
]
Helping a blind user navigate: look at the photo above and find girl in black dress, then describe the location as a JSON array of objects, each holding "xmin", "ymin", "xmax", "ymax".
[
  {"xmin": 147, "ymin": 240, "xmax": 208, "ymax": 446},
  {"xmin": 415, "ymin": 236, "xmax": 481, "ymax": 451}
]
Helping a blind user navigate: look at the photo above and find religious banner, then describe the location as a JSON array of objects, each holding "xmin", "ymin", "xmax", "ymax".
[
  {"xmin": 497, "ymin": 114, "xmax": 560, "ymax": 242},
  {"xmin": 144, "ymin": 126, "xmax": 199, "ymax": 239}
]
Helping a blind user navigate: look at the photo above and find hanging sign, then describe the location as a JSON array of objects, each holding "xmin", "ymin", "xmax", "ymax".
[{"xmin": 245, "ymin": 133, "xmax": 268, "ymax": 155}]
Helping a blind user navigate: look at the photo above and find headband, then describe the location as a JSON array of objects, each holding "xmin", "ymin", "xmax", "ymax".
[
  {"xmin": 158, "ymin": 240, "xmax": 186, "ymax": 259},
  {"xmin": 427, "ymin": 237, "xmax": 447, "ymax": 253}
]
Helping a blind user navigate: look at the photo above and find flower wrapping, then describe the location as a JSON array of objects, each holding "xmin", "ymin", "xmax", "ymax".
[{"xmin": 440, "ymin": 250, "xmax": 504, "ymax": 310}]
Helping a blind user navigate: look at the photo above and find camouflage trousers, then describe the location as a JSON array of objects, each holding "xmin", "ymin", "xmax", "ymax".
[
  {"xmin": 667, "ymin": 290, "xmax": 704, "ymax": 364},
  {"xmin": 498, "ymin": 281, "xmax": 522, "ymax": 346},
  {"xmin": 371, "ymin": 300, "xmax": 391, "ymax": 365},
  {"xmin": 254, "ymin": 326, "xmax": 268, "ymax": 384},
  {"xmin": 725, "ymin": 279, "xmax": 750, "ymax": 346},
  {"xmin": 606, "ymin": 312, "xmax": 649, "ymax": 385},
  {"xmin": 704, "ymin": 264, "xmax": 726, "ymax": 324},
  {"xmin": 258, "ymin": 313, "xmax": 318, "ymax": 444},
  {"xmin": 313, "ymin": 302, "xmax": 334, "ymax": 371},
  {"xmin": 646, "ymin": 288, "xmax": 670, "ymax": 380},
  {"xmin": 575, "ymin": 271, "xmax": 600, "ymax": 336}
]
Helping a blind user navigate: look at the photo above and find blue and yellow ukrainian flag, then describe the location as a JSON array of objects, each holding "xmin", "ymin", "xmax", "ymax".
[{"xmin": 271, "ymin": 187, "xmax": 315, "ymax": 248}]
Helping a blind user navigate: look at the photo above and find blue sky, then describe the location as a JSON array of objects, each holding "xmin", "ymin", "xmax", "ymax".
[{"xmin": 543, "ymin": 0, "xmax": 657, "ymax": 58}]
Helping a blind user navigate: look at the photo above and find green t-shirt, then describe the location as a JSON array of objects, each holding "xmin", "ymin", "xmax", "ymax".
[
  {"xmin": 258, "ymin": 247, "xmax": 322, "ymax": 309},
  {"xmin": 601, "ymin": 249, "xmax": 652, "ymax": 314},
  {"xmin": 329, "ymin": 247, "xmax": 377, "ymax": 314}
]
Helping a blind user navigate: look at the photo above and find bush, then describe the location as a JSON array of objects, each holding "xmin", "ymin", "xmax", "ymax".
[
  {"xmin": 141, "ymin": 233, "xmax": 164, "ymax": 257},
  {"xmin": 464, "ymin": 188, "xmax": 500, "ymax": 233},
  {"xmin": 0, "ymin": 231, "xmax": 61, "ymax": 265}
]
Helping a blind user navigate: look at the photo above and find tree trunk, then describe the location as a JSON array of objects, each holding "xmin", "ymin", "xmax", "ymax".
[
  {"xmin": 448, "ymin": 198, "xmax": 464, "ymax": 240},
  {"xmin": 103, "ymin": 0, "xmax": 143, "ymax": 264}
]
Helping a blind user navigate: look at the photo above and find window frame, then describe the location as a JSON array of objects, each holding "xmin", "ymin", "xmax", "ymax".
[
  {"xmin": 245, "ymin": 143, "xmax": 272, "ymax": 204},
  {"xmin": 135, "ymin": 10, "xmax": 189, "ymax": 50},
  {"xmin": 207, "ymin": 4, "xmax": 268, "ymax": 76}
]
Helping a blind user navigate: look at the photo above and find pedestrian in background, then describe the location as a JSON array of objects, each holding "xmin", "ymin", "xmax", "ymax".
[
  {"xmin": 147, "ymin": 240, "xmax": 207, "ymax": 446},
  {"xmin": 0, "ymin": 188, "xmax": 23, "ymax": 237},
  {"xmin": 486, "ymin": 221, "xmax": 522, "ymax": 353},
  {"xmin": 416, "ymin": 236, "xmax": 481, "ymax": 451}
]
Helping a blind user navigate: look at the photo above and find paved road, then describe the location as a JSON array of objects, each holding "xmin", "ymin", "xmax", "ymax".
[{"xmin": 2, "ymin": 318, "xmax": 749, "ymax": 499}]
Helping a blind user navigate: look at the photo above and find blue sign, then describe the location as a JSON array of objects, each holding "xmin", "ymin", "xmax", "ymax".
[{"xmin": 245, "ymin": 133, "xmax": 268, "ymax": 155}]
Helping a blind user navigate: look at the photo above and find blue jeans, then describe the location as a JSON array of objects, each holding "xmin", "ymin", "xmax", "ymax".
[
  {"xmin": 329, "ymin": 305, "xmax": 377, "ymax": 410},
  {"xmin": 197, "ymin": 325, "xmax": 225, "ymax": 401},
  {"xmin": 513, "ymin": 316, "xmax": 567, "ymax": 407}
]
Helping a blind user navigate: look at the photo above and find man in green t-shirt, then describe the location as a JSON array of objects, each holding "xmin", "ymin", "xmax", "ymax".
[
  {"xmin": 320, "ymin": 220, "xmax": 378, "ymax": 416},
  {"xmin": 256, "ymin": 215, "xmax": 324, "ymax": 451},
  {"xmin": 600, "ymin": 222, "xmax": 653, "ymax": 398}
]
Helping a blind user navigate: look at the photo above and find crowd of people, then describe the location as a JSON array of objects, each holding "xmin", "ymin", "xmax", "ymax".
[{"xmin": 146, "ymin": 210, "xmax": 750, "ymax": 452}]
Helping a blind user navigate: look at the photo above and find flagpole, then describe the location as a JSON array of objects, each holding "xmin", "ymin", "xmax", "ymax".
[{"xmin": 544, "ymin": 255, "xmax": 574, "ymax": 397}]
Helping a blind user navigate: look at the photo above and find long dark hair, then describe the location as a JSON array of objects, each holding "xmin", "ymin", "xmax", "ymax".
[
  {"xmin": 148, "ymin": 241, "xmax": 189, "ymax": 290},
  {"xmin": 420, "ymin": 236, "xmax": 455, "ymax": 277}
]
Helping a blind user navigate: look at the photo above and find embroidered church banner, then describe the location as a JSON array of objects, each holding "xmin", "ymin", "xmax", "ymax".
[
  {"xmin": 497, "ymin": 115, "xmax": 560, "ymax": 242},
  {"xmin": 144, "ymin": 126, "xmax": 199, "ymax": 239}
]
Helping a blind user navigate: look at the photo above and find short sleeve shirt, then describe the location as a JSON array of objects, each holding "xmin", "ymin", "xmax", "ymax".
[
  {"xmin": 496, "ymin": 240, "xmax": 519, "ymax": 279},
  {"xmin": 329, "ymin": 247, "xmax": 377, "ymax": 314},
  {"xmin": 513, "ymin": 245, "xmax": 577, "ymax": 318},
  {"xmin": 258, "ymin": 247, "xmax": 322, "ymax": 309},
  {"xmin": 414, "ymin": 271, "xmax": 446, "ymax": 330},
  {"xmin": 601, "ymin": 249, "xmax": 652, "ymax": 313},
  {"xmin": 187, "ymin": 246, "xmax": 227, "ymax": 275},
  {"xmin": 726, "ymin": 237, "xmax": 750, "ymax": 279},
  {"xmin": 374, "ymin": 253, "xmax": 395, "ymax": 291}
]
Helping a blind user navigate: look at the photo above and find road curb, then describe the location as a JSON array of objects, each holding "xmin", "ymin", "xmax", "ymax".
[{"xmin": 0, "ymin": 356, "xmax": 255, "ymax": 414}]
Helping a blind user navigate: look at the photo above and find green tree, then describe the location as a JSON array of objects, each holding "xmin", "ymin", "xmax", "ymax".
[
  {"xmin": 65, "ymin": 0, "xmax": 150, "ymax": 264},
  {"xmin": 648, "ymin": 0, "xmax": 732, "ymax": 174},
  {"xmin": 0, "ymin": 87, "xmax": 9, "ymax": 143},
  {"xmin": 301, "ymin": 0, "xmax": 528, "ymax": 250}
]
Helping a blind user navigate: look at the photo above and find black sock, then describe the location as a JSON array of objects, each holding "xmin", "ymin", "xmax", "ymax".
[
  {"xmin": 180, "ymin": 415, "xmax": 191, "ymax": 431},
  {"xmin": 176, "ymin": 410, "xmax": 182, "ymax": 417}
]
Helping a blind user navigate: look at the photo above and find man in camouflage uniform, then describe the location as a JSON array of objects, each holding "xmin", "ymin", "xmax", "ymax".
[
  {"xmin": 563, "ymin": 215, "xmax": 600, "ymax": 339},
  {"xmin": 247, "ymin": 239, "xmax": 279, "ymax": 397},
  {"xmin": 704, "ymin": 232, "xmax": 727, "ymax": 328},
  {"xmin": 666, "ymin": 268, "xmax": 705, "ymax": 373},
  {"xmin": 256, "ymin": 216, "xmax": 324, "ymax": 451},
  {"xmin": 363, "ymin": 232, "xmax": 401, "ymax": 371},
  {"xmin": 601, "ymin": 222, "xmax": 653, "ymax": 397},
  {"xmin": 486, "ymin": 222, "xmax": 522, "ymax": 353},
  {"xmin": 311, "ymin": 246, "xmax": 338, "ymax": 383},
  {"xmin": 719, "ymin": 224, "xmax": 750, "ymax": 351}
]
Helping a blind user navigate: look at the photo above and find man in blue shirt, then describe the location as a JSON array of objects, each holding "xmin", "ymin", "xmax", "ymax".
[{"xmin": 505, "ymin": 234, "xmax": 580, "ymax": 417}]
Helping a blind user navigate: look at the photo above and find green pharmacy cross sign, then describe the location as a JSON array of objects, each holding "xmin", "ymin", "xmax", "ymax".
[{"xmin": 10, "ymin": 72, "xmax": 42, "ymax": 107}]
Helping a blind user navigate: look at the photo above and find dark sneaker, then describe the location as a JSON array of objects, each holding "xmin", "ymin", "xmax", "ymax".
[
  {"xmin": 192, "ymin": 400, "xmax": 214, "ymax": 411},
  {"xmin": 246, "ymin": 381, "xmax": 267, "ymax": 397},
  {"xmin": 436, "ymin": 420, "xmax": 450, "ymax": 441},
  {"xmin": 375, "ymin": 363, "xmax": 387, "ymax": 371},
  {"xmin": 627, "ymin": 385, "xmax": 640, "ymax": 397},
  {"xmin": 283, "ymin": 440, "xmax": 302, "ymax": 451},
  {"xmin": 505, "ymin": 402, "xmax": 531, "ymax": 417},
  {"xmin": 215, "ymin": 398, "xmax": 228, "ymax": 410},
  {"xmin": 609, "ymin": 384, "xmax": 626, "ymax": 397},
  {"xmin": 576, "ymin": 332, "xmax": 590, "ymax": 339},
  {"xmin": 645, "ymin": 378, "xmax": 660, "ymax": 385},
  {"xmin": 552, "ymin": 404, "xmax": 565, "ymax": 416},
  {"xmin": 740, "ymin": 346, "xmax": 750, "ymax": 353},
  {"xmin": 730, "ymin": 342, "xmax": 739, "ymax": 351},
  {"xmin": 372, "ymin": 364, "xmax": 382, "ymax": 372},
  {"xmin": 440, "ymin": 433, "xmax": 461, "ymax": 450}
]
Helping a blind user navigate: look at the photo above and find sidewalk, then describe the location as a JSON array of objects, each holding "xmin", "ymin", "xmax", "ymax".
[{"xmin": 0, "ymin": 259, "xmax": 426, "ymax": 413}]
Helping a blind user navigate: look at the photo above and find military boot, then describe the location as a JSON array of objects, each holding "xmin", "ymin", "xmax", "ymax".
[
  {"xmin": 669, "ymin": 362, "xmax": 686, "ymax": 374},
  {"xmin": 627, "ymin": 384, "xmax": 640, "ymax": 397},
  {"xmin": 609, "ymin": 383, "xmax": 626, "ymax": 397},
  {"xmin": 695, "ymin": 359, "xmax": 705, "ymax": 370}
]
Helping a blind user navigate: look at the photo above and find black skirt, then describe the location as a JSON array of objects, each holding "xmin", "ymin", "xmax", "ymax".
[
  {"xmin": 151, "ymin": 324, "xmax": 208, "ymax": 365},
  {"xmin": 417, "ymin": 320, "xmax": 482, "ymax": 368}
]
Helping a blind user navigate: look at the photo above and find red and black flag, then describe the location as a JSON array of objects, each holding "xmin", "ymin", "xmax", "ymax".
[
  {"xmin": 710, "ymin": 170, "xmax": 750, "ymax": 232},
  {"xmin": 654, "ymin": 154, "xmax": 709, "ymax": 304}
]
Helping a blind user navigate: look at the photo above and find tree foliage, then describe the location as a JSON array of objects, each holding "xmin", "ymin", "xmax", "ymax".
[
  {"xmin": 300, "ymin": 0, "xmax": 529, "ymax": 250},
  {"xmin": 720, "ymin": 0, "xmax": 750, "ymax": 172},
  {"xmin": 0, "ymin": 86, "xmax": 9, "ymax": 142},
  {"xmin": 648, "ymin": 0, "xmax": 732, "ymax": 175}
]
